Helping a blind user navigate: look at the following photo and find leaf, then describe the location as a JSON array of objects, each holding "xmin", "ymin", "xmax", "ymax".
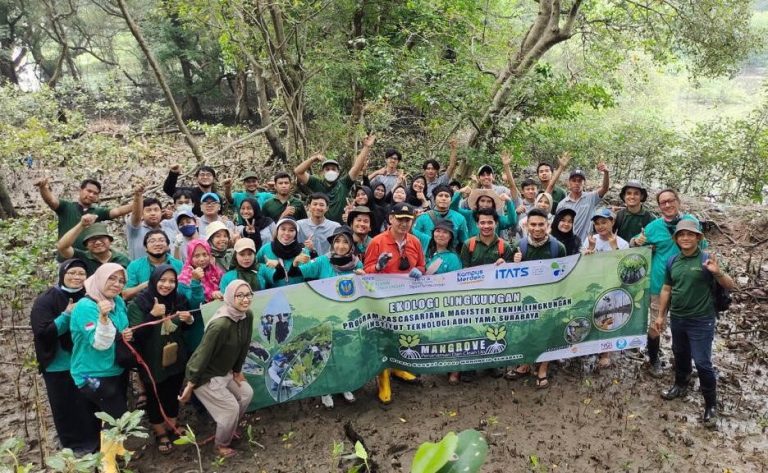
[
  {"xmin": 95, "ymin": 411, "xmax": 117, "ymax": 426},
  {"xmin": 437, "ymin": 429, "xmax": 488, "ymax": 473},
  {"xmin": 411, "ymin": 431, "xmax": 458, "ymax": 473},
  {"xmin": 354, "ymin": 441, "xmax": 368, "ymax": 462}
]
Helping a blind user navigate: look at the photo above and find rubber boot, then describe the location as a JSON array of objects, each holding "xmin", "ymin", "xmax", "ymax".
[
  {"xmin": 390, "ymin": 368, "xmax": 418, "ymax": 383},
  {"xmin": 100, "ymin": 431, "xmax": 129, "ymax": 473},
  {"xmin": 647, "ymin": 335, "xmax": 661, "ymax": 364},
  {"xmin": 703, "ymin": 390, "xmax": 718, "ymax": 428},
  {"xmin": 377, "ymin": 369, "xmax": 392, "ymax": 404}
]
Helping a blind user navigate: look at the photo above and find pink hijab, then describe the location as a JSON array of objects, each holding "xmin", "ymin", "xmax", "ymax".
[
  {"xmin": 84, "ymin": 263, "xmax": 126, "ymax": 303},
  {"xmin": 178, "ymin": 240, "xmax": 223, "ymax": 301}
]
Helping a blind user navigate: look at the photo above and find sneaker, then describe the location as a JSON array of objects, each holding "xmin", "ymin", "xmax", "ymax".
[
  {"xmin": 342, "ymin": 391, "xmax": 356, "ymax": 403},
  {"xmin": 320, "ymin": 395, "xmax": 334, "ymax": 409},
  {"xmin": 646, "ymin": 359, "xmax": 664, "ymax": 378}
]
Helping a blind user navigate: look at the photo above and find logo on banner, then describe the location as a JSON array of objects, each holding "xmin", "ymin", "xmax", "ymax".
[
  {"xmin": 629, "ymin": 337, "xmax": 643, "ymax": 348},
  {"xmin": 551, "ymin": 262, "xmax": 566, "ymax": 277},
  {"xmin": 456, "ymin": 269, "xmax": 485, "ymax": 284},
  {"xmin": 616, "ymin": 338, "xmax": 627, "ymax": 349},
  {"xmin": 494, "ymin": 267, "xmax": 529, "ymax": 280},
  {"xmin": 397, "ymin": 326, "xmax": 508, "ymax": 359},
  {"xmin": 336, "ymin": 278, "xmax": 355, "ymax": 298}
]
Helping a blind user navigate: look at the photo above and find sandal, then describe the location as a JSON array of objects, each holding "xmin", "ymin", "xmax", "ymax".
[
  {"xmin": 154, "ymin": 432, "xmax": 173, "ymax": 455},
  {"xmin": 216, "ymin": 446, "xmax": 237, "ymax": 458},
  {"xmin": 448, "ymin": 372, "xmax": 460, "ymax": 385},
  {"xmin": 597, "ymin": 354, "xmax": 612, "ymax": 370},
  {"xmin": 504, "ymin": 366, "xmax": 530, "ymax": 380},
  {"xmin": 536, "ymin": 375, "xmax": 550, "ymax": 390}
]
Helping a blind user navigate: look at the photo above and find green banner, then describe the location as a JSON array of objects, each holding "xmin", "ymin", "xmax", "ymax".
[{"xmin": 201, "ymin": 248, "xmax": 651, "ymax": 409}]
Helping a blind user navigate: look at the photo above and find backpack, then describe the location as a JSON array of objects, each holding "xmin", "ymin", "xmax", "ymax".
[
  {"xmin": 517, "ymin": 237, "xmax": 562, "ymax": 260},
  {"xmin": 665, "ymin": 252, "xmax": 732, "ymax": 313},
  {"xmin": 467, "ymin": 237, "xmax": 505, "ymax": 257}
]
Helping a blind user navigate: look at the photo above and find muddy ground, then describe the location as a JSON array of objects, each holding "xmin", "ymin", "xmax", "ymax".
[{"xmin": 1, "ymin": 172, "xmax": 767, "ymax": 472}]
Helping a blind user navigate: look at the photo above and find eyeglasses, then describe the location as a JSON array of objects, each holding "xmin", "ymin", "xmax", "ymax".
[
  {"xmin": 198, "ymin": 172, "xmax": 214, "ymax": 177},
  {"xmin": 146, "ymin": 238, "xmax": 167, "ymax": 245},
  {"xmin": 107, "ymin": 275, "xmax": 126, "ymax": 285},
  {"xmin": 658, "ymin": 199, "xmax": 677, "ymax": 206},
  {"xmin": 234, "ymin": 293, "xmax": 253, "ymax": 301},
  {"xmin": 65, "ymin": 270, "xmax": 87, "ymax": 277}
]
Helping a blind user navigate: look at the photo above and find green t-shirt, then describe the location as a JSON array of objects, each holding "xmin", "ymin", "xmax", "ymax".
[
  {"xmin": 304, "ymin": 174, "xmax": 354, "ymax": 224},
  {"xmin": 460, "ymin": 237, "xmax": 514, "ymax": 267},
  {"xmin": 664, "ymin": 250, "xmax": 715, "ymax": 319},
  {"xmin": 56, "ymin": 200, "xmax": 112, "ymax": 250},
  {"xmin": 550, "ymin": 186, "xmax": 567, "ymax": 213},
  {"xmin": 614, "ymin": 207, "xmax": 656, "ymax": 242},
  {"xmin": 514, "ymin": 239, "xmax": 567, "ymax": 261},
  {"xmin": 73, "ymin": 249, "xmax": 131, "ymax": 276},
  {"xmin": 261, "ymin": 196, "xmax": 307, "ymax": 222}
]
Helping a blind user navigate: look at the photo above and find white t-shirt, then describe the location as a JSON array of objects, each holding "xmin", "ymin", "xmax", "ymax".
[{"xmin": 582, "ymin": 234, "xmax": 630, "ymax": 252}]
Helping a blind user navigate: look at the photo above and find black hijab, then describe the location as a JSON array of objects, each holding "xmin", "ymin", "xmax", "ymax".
[
  {"xmin": 134, "ymin": 264, "xmax": 188, "ymax": 319},
  {"xmin": 30, "ymin": 259, "xmax": 88, "ymax": 371},
  {"xmin": 238, "ymin": 197, "xmax": 273, "ymax": 250},
  {"xmin": 229, "ymin": 248, "xmax": 262, "ymax": 291},
  {"xmin": 405, "ymin": 176, "xmax": 427, "ymax": 207},
  {"xmin": 551, "ymin": 209, "xmax": 582, "ymax": 256},
  {"xmin": 356, "ymin": 185, "xmax": 385, "ymax": 236}
]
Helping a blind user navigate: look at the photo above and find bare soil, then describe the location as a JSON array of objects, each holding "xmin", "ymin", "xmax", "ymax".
[{"xmin": 1, "ymin": 169, "xmax": 767, "ymax": 472}]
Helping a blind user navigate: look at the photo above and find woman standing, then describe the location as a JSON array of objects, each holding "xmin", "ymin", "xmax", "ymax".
[
  {"xmin": 127, "ymin": 265, "xmax": 198, "ymax": 454},
  {"xmin": 236, "ymin": 197, "xmax": 275, "ymax": 249},
  {"xmin": 179, "ymin": 280, "xmax": 254, "ymax": 458},
  {"xmin": 70, "ymin": 263, "xmax": 133, "ymax": 448},
  {"xmin": 30, "ymin": 259, "xmax": 100, "ymax": 454}
]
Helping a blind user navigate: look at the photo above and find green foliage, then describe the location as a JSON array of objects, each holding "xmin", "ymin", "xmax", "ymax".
[
  {"xmin": 0, "ymin": 437, "xmax": 33, "ymax": 473},
  {"xmin": 97, "ymin": 409, "xmax": 149, "ymax": 444},
  {"xmin": 45, "ymin": 449, "xmax": 102, "ymax": 473},
  {"xmin": 0, "ymin": 216, "xmax": 58, "ymax": 303},
  {"xmin": 411, "ymin": 429, "xmax": 488, "ymax": 473}
]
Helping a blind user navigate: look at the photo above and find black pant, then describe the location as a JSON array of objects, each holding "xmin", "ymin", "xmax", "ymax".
[
  {"xmin": 42, "ymin": 371, "xmax": 100, "ymax": 454},
  {"xmin": 78, "ymin": 373, "xmax": 129, "ymax": 421},
  {"xmin": 142, "ymin": 372, "xmax": 185, "ymax": 425}
]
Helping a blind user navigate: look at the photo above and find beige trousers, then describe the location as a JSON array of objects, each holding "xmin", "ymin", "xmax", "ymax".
[{"xmin": 194, "ymin": 373, "xmax": 253, "ymax": 447}]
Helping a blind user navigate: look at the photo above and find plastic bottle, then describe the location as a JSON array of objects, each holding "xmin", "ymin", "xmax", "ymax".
[{"xmin": 84, "ymin": 375, "xmax": 100, "ymax": 390}]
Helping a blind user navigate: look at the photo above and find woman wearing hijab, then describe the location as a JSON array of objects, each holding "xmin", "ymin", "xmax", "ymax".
[
  {"xmin": 255, "ymin": 218, "xmax": 310, "ymax": 287},
  {"xmin": 30, "ymin": 259, "xmax": 100, "ymax": 454},
  {"xmin": 236, "ymin": 197, "xmax": 276, "ymax": 250},
  {"xmin": 127, "ymin": 265, "xmax": 198, "ymax": 454},
  {"xmin": 550, "ymin": 208, "xmax": 582, "ymax": 256},
  {"xmin": 405, "ymin": 175, "xmax": 431, "ymax": 210},
  {"xmin": 220, "ymin": 238, "xmax": 269, "ymax": 292},
  {"xmin": 70, "ymin": 263, "xmax": 132, "ymax": 445},
  {"xmin": 179, "ymin": 280, "xmax": 254, "ymax": 459}
]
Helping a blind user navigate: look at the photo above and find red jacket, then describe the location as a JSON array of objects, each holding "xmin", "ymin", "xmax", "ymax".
[{"xmin": 364, "ymin": 231, "xmax": 425, "ymax": 274}]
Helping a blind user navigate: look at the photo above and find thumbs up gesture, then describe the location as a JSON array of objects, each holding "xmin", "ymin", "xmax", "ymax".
[
  {"xmin": 633, "ymin": 227, "xmax": 647, "ymax": 247},
  {"xmin": 151, "ymin": 297, "xmax": 166, "ymax": 317},
  {"xmin": 513, "ymin": 248, "xmax": 522, "ymax": 263},
  {"xmin": 703, "ymin": 253, "xmax": 721, "ymax": 275},
  {"xmin": 191, "ymin": 266, "xmax": 205, "ymax": 281}
]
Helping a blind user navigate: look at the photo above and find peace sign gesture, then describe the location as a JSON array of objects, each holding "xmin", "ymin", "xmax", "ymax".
[{"xmin": 704, "ymin": 253, "xmax": 721, "ymax": 275}]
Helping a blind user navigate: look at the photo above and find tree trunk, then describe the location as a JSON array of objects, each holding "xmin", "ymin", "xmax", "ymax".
[
  {"xmin": 179, "ymin": 56, "xmax": 202, "ymax": 120},
  {"xmin": 234, "ymin": 68, "xmax": 252, "ymax": 122},
  {"xmin": 116, "ymin": 0, "xmax": 205, "ymax": 162},
  {"xmin": 251, "ymin": 61, "xmax": 287, "ymax": 163},
  {"xmin": 0, "ymin": 3, "xmax": 19, "ymax": 85},
  {"xmin": 0, "ymin": 175, "xmax": 18, "ymax": 219}
]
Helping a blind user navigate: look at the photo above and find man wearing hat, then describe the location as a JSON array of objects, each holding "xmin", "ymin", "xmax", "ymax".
[
  {"xmin": 363, "ymin": 202, "xmax": 425, "ymax": 404},
  {"xmin": 223, "ymin": 171, "xmax": 274, "ymax": 221},
  {"xmin": 369, "ymin": 147, "xmax": 405, "ymax": 194},
  {"xmin": 294, "ymin": 135, "xmax": 376, "ymax": 224},
  {"xmin": 197, "ymin": 192, "xmax": 235, "ymax": 238},
  {"xmin": 347, "ymin": 206, "xmax": 374, "ymax": 254},
  {"xmin": 451, "ymin": 187, "xmax": 517, "ymax": 238},
  {"xmin": 630, "ymin": 188, "xmax": 705, "ymax": 378},
  {"xmin": 163, "ymin": 164, "xmax": 223, "ymax": 217},
  {"xmin": 655, "ymin": 219, "xmax": 735, "ymax": 428},
  {"xmin": 56, "ymin": 214, "xmax": 130, "ymax": 276},
  {"xmin": 412, "ymin": 185, "xmax": 468, "ymax": 254},
  {"xmin": 552, "ymin": 159, "xmax": 610, "ymax": 242},
  {"xmin": 614, "ymin": 180, "xmax": 656, "ymax": 242}
]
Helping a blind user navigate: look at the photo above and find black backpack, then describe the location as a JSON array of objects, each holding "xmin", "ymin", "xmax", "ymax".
[{"xmin": 666, "ymin": 252, "xmax": 732, "ymax": 314}]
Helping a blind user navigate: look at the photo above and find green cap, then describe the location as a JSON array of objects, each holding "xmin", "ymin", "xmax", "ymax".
[
  {"xmin": 242, "ymin": 171, "xmax": 259, "ymax": 181},
  {"xmin": 81, "ymin": 223, "xmax": 113, "ymax": 243}
]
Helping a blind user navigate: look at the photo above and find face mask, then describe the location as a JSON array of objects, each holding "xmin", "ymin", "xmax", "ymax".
[
  {"xmin": 180, "ymin": 224, "xmax": 197, "ymax": 237},
  {"xmin": 177, "ymin": 204, "xmax": 193, "ymax": 214},
  {"xmin": 324, "ymin": 170, "xmax": 339, "ymax": 183}
]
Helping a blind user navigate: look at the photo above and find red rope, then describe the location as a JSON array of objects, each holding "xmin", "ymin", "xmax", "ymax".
[{"xmin": 120, "ymin": 312, "xmax": 196, "ymax": 436}]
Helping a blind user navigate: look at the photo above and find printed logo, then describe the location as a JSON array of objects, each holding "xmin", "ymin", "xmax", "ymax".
[
  {"xmin": 616, "ymin": 338, "xmax": 627, "ymax": 350},
  {"xmin": 494, "ymin": 267, "xmax": 529, "ymax": 280},
  {"xmin": 397, "ymin": 326, "xmax": 508, "ymax": 360},
  {"xmin": 600, "ymin": 341, "xmax": 613, "ymax": 351},
  {"xmin": 456, "ymin": 269, "xmax": 485, "ymax": 284},
  {"xmin": 84, "ymin": 322, "xmax": 95, "ymax": 331},
  {"xmin": 336, "ymin": 278, "xmax": 355, "ymax": 298},
  {"xmin": 629, "ymin": 338, "xmax": 643, "ymax": 348},
  {"xmin": 551, "ymin": 262, "xmax": 566, "ymax": 277}
]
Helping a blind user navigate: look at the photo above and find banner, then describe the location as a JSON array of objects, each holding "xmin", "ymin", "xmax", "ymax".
[{"xmin": 201, "ymin": 248, "xmax": 651, "ymax": 409}]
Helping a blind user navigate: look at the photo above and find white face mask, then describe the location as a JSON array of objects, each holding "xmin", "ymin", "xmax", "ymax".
[
  {"xmin": 324, "ymin": 170, "xmax": 339, "ymax": 182},
  {"xmin": 177, "ymin": 203, "xmax": 193, "ymax": 214}
]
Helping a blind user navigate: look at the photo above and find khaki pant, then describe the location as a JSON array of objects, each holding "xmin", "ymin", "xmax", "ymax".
[{"xmin": 194, "ymin": 373, "xmax": 253, "ymax": 447}]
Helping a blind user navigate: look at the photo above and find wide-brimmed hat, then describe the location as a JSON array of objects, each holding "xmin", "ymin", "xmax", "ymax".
[
  {"xmin": 346, "ymin": 206, "xmax": 373, "ymax": 226},
  {"xmin": 673, "ymin": 219, "xmax": 703, "ymax": 237},
  {"xmin": 467, "ymin": 188, "xmax": 503, "ymax": 212},
  {"xmin": 205, "ymin": 220, "xmax": 229, "ymax": 241},
  {"xmin": 326, "ymin": 225, "xmax": 355, "ymax": 245},
  {"xmin": 81, "ymin": 223, "xmax": 113, "ymax": 244},
  {"xmin": 619, "ymin": 180, "xmax": 648, "ymax": 203}
]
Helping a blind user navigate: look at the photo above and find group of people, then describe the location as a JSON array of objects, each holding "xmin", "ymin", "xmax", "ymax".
[{"xmin": 29, "ymin": 135, "xmax": 736, "ymax": 460}]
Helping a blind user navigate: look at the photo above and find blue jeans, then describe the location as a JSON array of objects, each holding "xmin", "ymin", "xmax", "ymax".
[{"xmin": 670, "ymin": 316, "xmax": 717, "ymax": 402}]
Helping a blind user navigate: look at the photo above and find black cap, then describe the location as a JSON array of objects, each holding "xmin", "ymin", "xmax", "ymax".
[
  {"xmin": 389, "ymin": 203, "xmax": 415, "ymax": 219},
  {"xmin": 569, "ymin": 169, "xmax": 587, "ymax": 180}
]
